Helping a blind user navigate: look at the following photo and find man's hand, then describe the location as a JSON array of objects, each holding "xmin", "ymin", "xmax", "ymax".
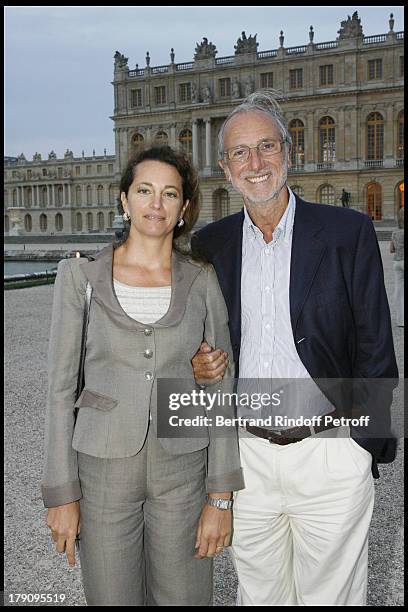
[
  {"xmin": 192, "ymin": 341, "xmax": 229, "ymax": 385},
  {"xmin": 194, "ymin": 494, "xmax": 232, "ymax": 559}
]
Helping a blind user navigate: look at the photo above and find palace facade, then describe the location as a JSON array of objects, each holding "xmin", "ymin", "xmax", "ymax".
[{"xmin": 4, "ymin": 11, "xmax": 404, "ymax": 236}]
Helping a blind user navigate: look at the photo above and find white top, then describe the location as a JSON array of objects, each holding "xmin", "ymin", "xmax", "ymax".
[
  {"xmin": 238, "ymin": 187, "xmax": 334, "ymax": 425},
  {"xmin": 113, "ymin": 279, "xmax": 171, "ymax": 323}
]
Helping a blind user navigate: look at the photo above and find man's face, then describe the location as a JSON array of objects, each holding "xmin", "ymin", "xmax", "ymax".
[{"xmin": 220, "ymin": 109, "xmax": 290, "ymax": 206}]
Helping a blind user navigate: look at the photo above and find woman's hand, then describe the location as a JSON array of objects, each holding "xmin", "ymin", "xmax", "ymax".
[
  {"xmin": 46, "ymin": 501, "xmax": 81, "ymax": 567},
  {"xmin": 194, "ymin": 498, "xmax": 232, "ymax": 559}
]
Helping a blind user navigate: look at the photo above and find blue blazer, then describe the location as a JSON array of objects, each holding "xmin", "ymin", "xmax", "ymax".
[{"xmin": 191, "ymin": 196, "xmax": 399, "ymax": 476}]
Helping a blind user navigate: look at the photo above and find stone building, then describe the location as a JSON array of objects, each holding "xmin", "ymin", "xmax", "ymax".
[{"xmin": 4, "ymin": 11, "xmax": 404, "ymax": 236}]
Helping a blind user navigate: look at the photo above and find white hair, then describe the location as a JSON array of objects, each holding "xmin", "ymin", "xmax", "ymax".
[{"xmin": 217, "ymin": 88, "xmax": 291, "ymax": 160}]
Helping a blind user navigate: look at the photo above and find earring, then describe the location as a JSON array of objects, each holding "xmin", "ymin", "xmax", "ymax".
[
  {"xmin": 177, "ymin": 218, "xmax": 185, "ymax": 227},
  {"xmin": 123, "ymin": 212, "xmax": 130, "ymax": 222}
]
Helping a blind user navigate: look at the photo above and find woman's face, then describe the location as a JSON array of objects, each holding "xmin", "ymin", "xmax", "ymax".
[{"xmin": 121, "ymin": 160, "xmax": 189, "ymax": 238}]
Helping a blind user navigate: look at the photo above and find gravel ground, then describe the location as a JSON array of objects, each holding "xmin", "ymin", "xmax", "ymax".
[{"xmin": 4, "ymin": 242, "xmax": 404, "ymax": 606}]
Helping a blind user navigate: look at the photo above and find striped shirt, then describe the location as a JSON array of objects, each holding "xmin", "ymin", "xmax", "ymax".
[{"xmin": 113, "ymin": 279, "xmax": 171, "ymax": 323}]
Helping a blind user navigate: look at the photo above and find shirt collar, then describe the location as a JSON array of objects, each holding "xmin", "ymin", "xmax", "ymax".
[{"xmin": 243, "ymin": 187, "xmax": 296, "ymax": 246}]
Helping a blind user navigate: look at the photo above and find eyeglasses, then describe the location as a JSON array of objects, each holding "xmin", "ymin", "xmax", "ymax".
[{"xmin": 224, "ymin": 139, "xmax": 286, "ymax": 163}]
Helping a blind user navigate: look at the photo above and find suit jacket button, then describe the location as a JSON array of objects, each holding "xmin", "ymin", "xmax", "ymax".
[
  {"xmin": 144, "ymin": 371, "xmax": 153, "ymax": 380},
  {"xmin": 144, "ymin": 328, "xmax": 153, "ymax": 336},
  {"xmin": 144, "ymin": 349, "xmax": 153, "ymax": 359}
]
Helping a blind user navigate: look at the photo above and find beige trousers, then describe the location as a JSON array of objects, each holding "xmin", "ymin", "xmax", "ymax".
[{"xmin": 230, "ymin": 433, "xmax": 375, "ymax": 606}]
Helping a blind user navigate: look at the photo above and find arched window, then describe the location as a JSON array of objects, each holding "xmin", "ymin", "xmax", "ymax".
[
  {"xmin": 76, "ymin": 185, "xmax": 82, "ymax": 206},
  {"xmin": 76, "ymin": 212, "xmax": 83, "ymax": 231},
  {"xmin": 5, "ymin": 215, "xmax": 9, "ymax": 233},
  {"xmin": 55, "ymin": 213, "xmax": 63, "ymax": 231},
  {"xmin": 319, "ymin": 116, "xmax": 336, "ymax": 163},
  {"xmin": 290, "ymin": 185, "xmax": 304, "ymax": 198},
  {"xmin": 39, "ymin": 213, "xmax": 47, "ymax": 232},
  {"xmin": 154, "ymin": 130, "xmax": 168, "ymax": 145},
  {"xmin": 87, "ymin": 212, "xmax": 93, "ymax": 231},
  {"xmin": 367, "ymin": 112, "xmax": 384, "ymax": 160},
  {"xmin": 13, "ymin": 189, "xmax": 17, "ymax": 206},
  {"xmin": 366, "ymin": 182, "xmax": 382, "ymax": 220},
  {"xmin": 97, "ymin": 211, "xmax": 104, "ymax": 231},
  {"xmin": 289, "ymin": 119, "xmax": 305, "ymax": 168},
  {"xmin": 87, "ymin": 185, "xmax": 92, "ymax": 206},
  {"xmin": 24, "ymin": 214, "xmax": 32, "ymax": 232},
  {"xmin": 179, "ymin": 129, "xmax": 192, "ymax": 157},
  {"xmin": 108, "ymin": 211, "xmax": 115, "ymax": 227},
  {"xmin": 26, "ymin": 187, "xmax": 33, "ymax": 208},
  {"xmin": 212, "ymin": 189, "xmax": 230, "ymax": 221},
  {"xmin": 97, "ymin": 185, "xmax": 104, "ymax": 206},
  {"xmin": 318, "ymin": 184, "xmax": 335, "ymax": 205},
  {"xmin": 131, "ymin": 133, "xmax": 144, "ymax": 156},
  {"xmin": 56, "ymin": 186, "xmax": 64, "ymax": 207},
  {"xmin": 109, "ymin": 185, "xmax": 116, "ymax": 205},
  {"xmin": 397, "ymin": 110, "xmax": 404, "ymax": 159},
  {"xmin": 40, "ymin": 187, "xmax": 47, "ymax": 208}
]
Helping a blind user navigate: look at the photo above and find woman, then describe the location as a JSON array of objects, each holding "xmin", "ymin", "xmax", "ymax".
[
  {"xmin": 41, "ymin": 146, "xmax": 244, "ymax": 606},
  {"xmin": 390, "ymin": 207, "xmax": 404, "ymax": 327}
]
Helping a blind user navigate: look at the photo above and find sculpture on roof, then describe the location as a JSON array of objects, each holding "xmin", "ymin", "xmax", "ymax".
[
  {"xmin": 235, "ymin": 31, "xmax": 259, "ymax": 54},
  {"xmin": 33, "ymin": 152, "xmax": 42, "ymax": 161},
  {"xmin": 64, "ymin": 148, "xmax": 74, "ymax": 158},
  {"xmin": 114, "ymin": 51, "xmax": 129, "ymax": 70},
  {"xmin": 337, "ymin": 11, "xmax": 363, "ymax": 39},
  {"xmin": 194, "ymin": 37, "xmax": 217, "ymax": 60},
  {"xmin": 48, "ymin": 150, "xmax": 57, "ymax": 160}
]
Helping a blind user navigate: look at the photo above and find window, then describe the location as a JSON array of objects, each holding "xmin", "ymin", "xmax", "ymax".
[
  {"xmin": 108, "ymin": 211, "xmax": 115, "ymax": 227},
  {"xmin": 86, "ymin": 165, "xmax": 92, "ymax": 175},
  {"xmin": 289, "ymin": 119, "xmax": 305, "ymax": 168},
  {"xmin": 58, "ymin": 167, "xmax": 63, "ymax": 178},
  {"xmin": 368, "ymin": 59, "xmax": 382, "ymax": 80},
  {"xmin": 5, "ymin": 215, "xmax": 9, "ymax": 233},
  {"xmin": 366, "ymin": 182, "xmax": 382, "ymax": 220},
  {"xmin": 219, "ymin": 78, "xmax": 231, "ymax": 98},
  {"xmin": 76, "ymin": 186, "xmax": 82, "ymax": 206},
  {"xmin": 97, "ymin": 185, "xmax": 104, "ymax": 205},
  {"xmin": 109, "ymin": 185, "xmax": 116, "ymax": 205},
  {"xmin": 154, "ymin": 86, "xmax": 167, "ymax": 105},
  {"xmin": 131, "ymin": 133, "xmax": 144, "ymax": 155},
  {"xmin": 131, "ymin": 88, "xmax": 143, "ymax": 108},
  {"xmin": 289, "ymin": 69, "xmax": 303, "ymax": 90},
  {"xmin": 26, "ymin": 187, "xmax": 33, "ymax": 208},
  {"xmin": 97, "ymin": 165, "xmax": 102, "ymax": 174},
  {"xmin": 40, "ymin": 187, "xmax": 47, "ymax": 208},
  {"xmin": 56, "ymin": 186, "xmax": 64, "ymax": 207},
  {"xmin": 319, "ymin": 116, "xmax": 336, "ymax": 163},
  {"xmin": 55, "ymin": 213, "xmax": 63, "ymax": 231},
  {"xmin": 179, "ymin": 83, "xmax": 192, "ymax": 103},
  {"xmin": 87, "ymin": 185, "xmax": 92, "ymax": 206},
  {"xmin": 76, "ymin": 212, "xmax": 83, "ymax": 231},
  {"xmin": 12, "ymin": 170, "xmax": 18, "ymax": 178},
  {"xmin": 319, "ymin": 65, "xmax": 334, "ymax": 86},
  {"xmin": 179, "ymin": 129, "xmax": 192, "ymax": 156},
  {"xmin": 13, "ymin": 189, "xmax": 17, "ymax": 206},
  {"xmin": 154, "ymin": 130, "xmax": 168, "ymax": 145},
  {"xmin": 97, "ymin": 212, "xmax": 104, "ymax": 231},
  {"xmin": 260, "ymin": 72, "xmax": 273, "ymax": 88},
  {"xmin": 42, "ymin": 168, "xmax": 47, "ymax": 177},
  {"xmin": 290, "ymin": 185, "xmax": 304, "ymax": 198},
  {"xmin": 40, "ymin": 214, "xmax": 47, "ymax": 232},
  {"xmin": 213, "ymin": 189, "xmax": 230, "ymax": 221},
  {"xmin": 108, "ymin": 164, "xmax": 113, "ymax": 173},
  {"xmin": 75, "ymin": 166, "xmax": 81, "ymax": 176},
  {"xmin": 27, "ymin": 169, "xmax": 32, "ymax": 180},
  {"xmin": 367, "ymin": 112, "xmax": 384, "ymax": 160},
  {"xmin": 87, "ymin": 212, "xmax": 93, "ymax": 231},
  {"xmin": 397, "ymin": 110, "xmax": 404, "ymax": 159},
  {"xmin": 24, "ymin": 214, "xmax": 32, "ymax": 232},
  {"xmin": 319, "ymin": 185, "xmax": 335, "ymax": 205}
]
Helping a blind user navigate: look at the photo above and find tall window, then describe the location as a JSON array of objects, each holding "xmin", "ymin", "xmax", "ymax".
[
  {"xmin": 75, "ymin": 166, "xmax": 81, "ymax": 176},
  {"xmin": 397, "ymin": 110, "xmax": 404, "ymax": 159},
  {"xmin": 56, "ymin": 186, "xmax": 64, "ymax": 207},
  {"xmin": 366, "ymin": 182, "xmax": 382, "ymax": 220},
  {"xmin": 97, "ymin": 185, "xmax": 104, "ymax": 205},
  {"xmin": 13, "ymin": 189, "xmax": 17, "ymax": 206},
  {"xmin": 368, "ymin": 59, "xmax": 382, "ymax": 80},
  {"xmin": 289, "ymin": 119, "xmax": 305, "ymax": 168},
  {"xmin": 97, "ymin": 212, "xmax": 104, "ymax": 231},
  {"xmin": 319, "ymin": 116, "xmax": 336, "ymax": 163},
  {"xmin": 219, "ymin": 78, "xmax": 231, "ymax": 98},
  {"xmin": 131, "ymin": 88, "xmax": 142, "ymax": 108},
  {"xmin": 40, "ymin": 214, "xmax": 47, "ymax": 232},
  {"xmin": 108, "ymin": 211, "xmax": 115, "ymax": 227},
  {"xmin": 319, "ymin": 185, "xmax": 335, "ymax": 205},
  {"xmin": 179, "ymin": 83, "xmax": 192, "ymax": 103},
  {"xmin": 154, "ymin": 130, "xmax": 168, "ymax": 145},
  {"xmin": 179, "ymin": 129, "xmax": 192, "ymax": 156},
  {"xmin": 97, "ymin": 165, "xmax": 102, "ymax": 174},
  {"xmin": 131, "ymin": 133, "xmax": 144, "ymax": 156},
  {"xmin": 76, "ymin": 185, "xmax": 82, "ymax": 206},
  {"xmin": 367, "ymin": 112, "xmax": 384, "ymax": 160},
  {"xmin": 154, "ymin": 86, "xmax": 167, "ymax": 105},
  {"xmin": 26, "ymin": 187, "xmax": 33, "ymax": 208},
  {"xmin": 5, "ymin": 215, "xmax": 9, "ymax": 233},
  {"xmin": 319, "ymin": 64, "xmax": 334, "ymax": 86},
  {"xmin": 86, "ymin": 165, "xmax": 92, "ymax": 175},
  {"xmin": 55, "ymin": 213, "xmax": 63, "ymax": 231},
  {"xmin": 76, "ymin": 212, "xmax": 83, "ymax": 231},
  {"xmin": 289, "ymin": 69, "xmax": 303, "ymax": 90},
  {"xmin": 87, "ymin": 212, "xmax": 93, "ymax": 230},
  {"xmin": 109, "ymin": 185, "xmax": 116, "ymax": 206},
  {"xmin": 24, "ymin": 214, "xmax": 32, "ymax": 232},
  {"xmin": 212, "ymin": 189, "xmax": 230, "ymax": 221},
  {"xmin": 260, "ymin": 72, "xmax": 273, "ymax": 88},
  {"xmin": 87, "ymin": 185, "xmax": 92, "ymax": 206},
  {"xmin": 40, "ymin": 187, "xmax": 47, "ymax": 208}
]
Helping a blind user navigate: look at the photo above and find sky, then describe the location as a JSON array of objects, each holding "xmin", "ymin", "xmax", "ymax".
[{"xmin": 4, "ymin": 5, "xmax": 404, "ymax": 160}]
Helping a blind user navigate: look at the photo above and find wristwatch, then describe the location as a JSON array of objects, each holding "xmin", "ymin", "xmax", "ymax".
[{"xmin": 205, "ymin": 495, "xmax": 233, "ymax": 510}]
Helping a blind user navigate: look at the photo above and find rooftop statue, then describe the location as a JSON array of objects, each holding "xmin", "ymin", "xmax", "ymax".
[
  {"xmin": 33, "ymin": 152, "xmax": 42, "ymax": 161},
  {"xmin": 64, "ymin": 148, "xmax": 74, "ymax": 158},
  {"xmin": 48, "ymin": 150, "xmax": 57, "ymax": 160},
  {"xmin": 337, "ymin": 11, "xmax": 363, "ymax": 39},
  {"xmin": 114, "ymin": 50, "xmax": 129, "ymax": 69},
  {"xmin": 194, "ymin": 37, "xmax": 217, "ymax": 60},
  {"xmin": 235, "ymin": 31, "xmax": 259, "ymax": 54}
]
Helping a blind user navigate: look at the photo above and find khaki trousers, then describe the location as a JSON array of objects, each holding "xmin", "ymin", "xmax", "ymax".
[
  {"xmin": 230, "ymin": 433, "xmax": 375, "ymax": 606},
  {"xmin": 77, "ymin": 425, "xmax": 212, "ymax": 606}
]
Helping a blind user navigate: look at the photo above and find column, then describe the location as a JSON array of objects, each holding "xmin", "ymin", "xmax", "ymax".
[
  {"xmin": 18, "ymin": 186, "xmax": 23, "ymax": 207},
  {"xmin": 68, "ymin": 183, "xmax": 72, "ymax": 207},
  {"xmin": 36, "ymin": 185, "xmax": 40, "ymax": 207},
  {"xmin": 305, "ymin": 111, "xmax": 315, "ymax": 170},
  {"xmin": 170, "ymin": 124, "xmax": 177, "ymax": 148},
  {"xmin": 47, "ymin": 185, "xmax": 51, "ymax": 207},
  {"xmin": 205, "ymin": 118, "xmax": 212, "ymax": 171},
  {"xmin": 384, "ymin": 103, "xmax": 394, "ymax": 167},
  {"xmin": 192, "ymin": 119, "xmax": 199, "ymax": 168},
  {"xmin": 53, "ymin": 184, "xmax": 57, "ymax": 207},
  {"xmin": 336, "ymin": 108, "xmax": 345, "ymax": 167}
]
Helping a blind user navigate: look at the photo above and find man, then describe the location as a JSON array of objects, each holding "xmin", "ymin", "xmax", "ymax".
[{"xmin": 191, "ymin": 90, "xmax": 398, "ymax": 606}]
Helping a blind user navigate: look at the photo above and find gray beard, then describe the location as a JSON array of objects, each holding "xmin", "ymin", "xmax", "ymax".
[{"xmin": 243, "ymin": 169, "xmax": 288, "ymax": 207}]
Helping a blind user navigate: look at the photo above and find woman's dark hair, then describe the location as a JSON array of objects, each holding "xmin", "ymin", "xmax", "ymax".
[{"xmin": 117, "ymin": 145, "xmax": 200, "ymax": 247}]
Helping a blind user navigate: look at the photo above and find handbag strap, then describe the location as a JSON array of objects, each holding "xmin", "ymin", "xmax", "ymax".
[{"xmin": 75, "ymin": 281, "xmax": 93, "ymax": 402}]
